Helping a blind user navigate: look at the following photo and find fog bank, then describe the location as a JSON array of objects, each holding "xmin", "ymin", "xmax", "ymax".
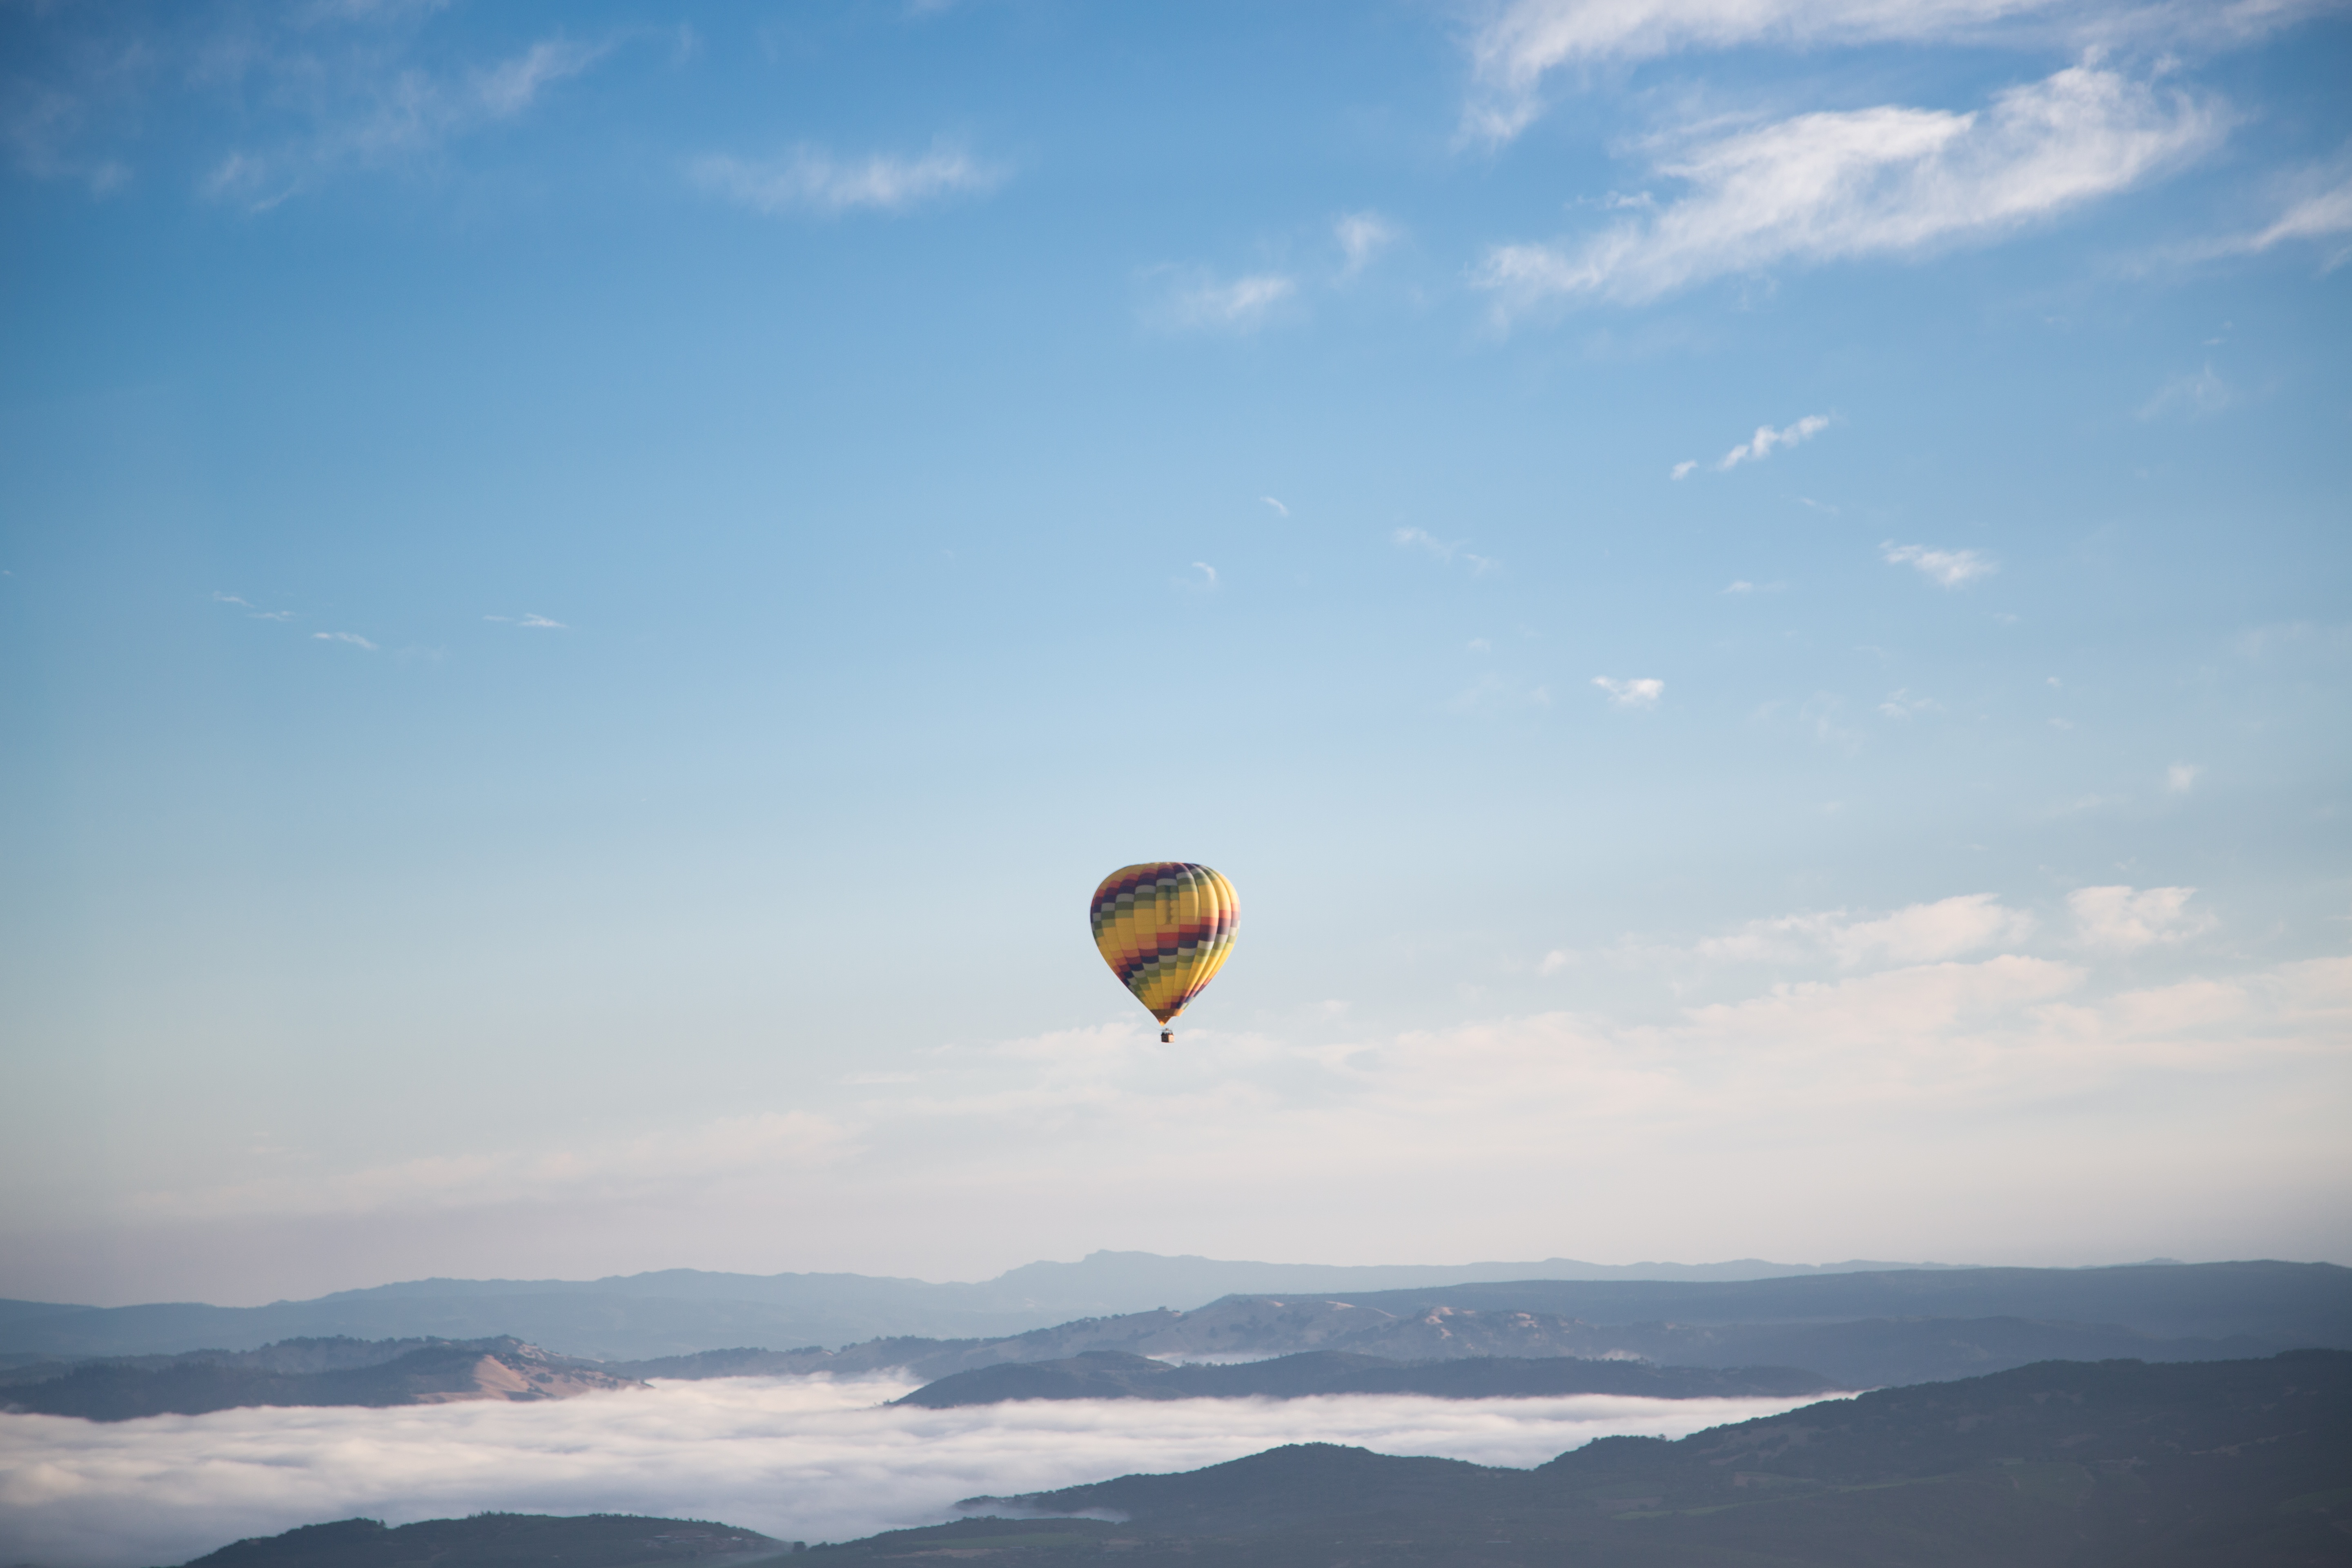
[{"xmin": 0, "ymin": 1375, "xmax": 1829, "ymax": 1566}]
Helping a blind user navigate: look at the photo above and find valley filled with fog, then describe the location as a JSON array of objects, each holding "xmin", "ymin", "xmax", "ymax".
[{"xmin": 0, "ymin": 1374, "xmax": 1824, "ymax": 1567}]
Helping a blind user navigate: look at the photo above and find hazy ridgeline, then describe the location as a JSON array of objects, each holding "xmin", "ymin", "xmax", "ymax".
[
  {"xmin": 5, "ymin": 1254, "xmax": 2340, "ymax": 1369},
  {"xmin": 0, "ymin": 1250, "xmax": 1977, "ymax": 1359},
  {"xmin": 5, "ymin": 1256, "xmax": 2345, "ymax": 1422}
]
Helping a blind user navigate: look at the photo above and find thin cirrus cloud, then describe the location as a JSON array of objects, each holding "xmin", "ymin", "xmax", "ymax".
[
  {"xmin": 690, "ymin": 142, "xmax": 1006, "ymax": 217},
  {"xmin": 1151, "ymin": 271, "xmax": 1299, "ymax": 333},
  {"xmin": 203, "ymin": 35, "xmax": 611, "ymax": 211},
  {"xmin": 312, "ymin": 631, "xmax": 378, "ymax": 650},
  {"xmin": 2138, "ymin": 364, "xmax": 2236, "ymax": 419},
  {"xmin": 1883, "ymin": 541, "xmax": 1997, "ymax": 587},
  {"xmin": 1394, "ymin": 528, "xmax": 1496, "ymax": 572},
  {"xmin": 2172, "ymin": 171, "xmax": 2352, "ymax": 267},
  {"xmin": 1457, "ymin": 0, "xmax": 2323, "ymax": 143},
  {"xmin": 2225, "ymin": 173, "xmax": 2352, "ymax": 266},
  {"xmin": 1592, "ymin": 675, "xmax": 1663, "ymax": 708},
  {"xmin": 1472, "ymin": 64, "xmax": 2225, "ymax": 312}
]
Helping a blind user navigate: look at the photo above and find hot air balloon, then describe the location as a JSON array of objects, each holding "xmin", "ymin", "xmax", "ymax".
[{"xmin": 1089, "ymin": 862, "xmax": 1238, "ymax": 1042}]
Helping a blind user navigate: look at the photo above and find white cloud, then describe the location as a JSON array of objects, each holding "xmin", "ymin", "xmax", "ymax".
[
  {"xmin": 1696, "ymin": 894, "xmax": 2036, "ymax": 967},
  {"xmin": 470, "ymin": 38, "xmax": 606, "ymax": 118},
  {"xmin": 1335, "ymin": 211, "xmax": 1399, "ymax": 274},
  {"xmin": 1883, "ymin": 541, "xmax": 1997, "ymax": 587},
  {"xmin": 1155, "ymin": 272, "xmax": 1298, "ymax": 332},
  {"xmin": 1592, "ymin": 675, "xmax": 1663, "ymax": 708},
  {"xmin": 1717, "ymin": 414, "xmax": 1830, "ymax": 470},
  {"xmin": 1261, "ymin": 497, "xmax": 1290, "ymax": 517},
  {"xmin": 2243, "ymin": 173, "xmax": 2352, "ymax": 266},
  {"xmin": 1190, "ymin": 562, "xmax": 1218, "ymax": 588},
  {"xmin": 1670, "ymin": 460, "xmax": 1698, "ymax": 479},
  {"xmin": 2181, "ymin": 171, "xmax": 2352, "ymax": 268},
  {"xmin": 518, "ymin": 614, "xmax": 566, "ymax": 629},
  {"xmin": 0, "ymin": 1380, "xmax": 1813, "ymax": 1568},
  {"xmin": 212, "ymin": 592, "xmax": 253, "ymax": 607},
  {"xmin": 2137, "ymin": 363, "xmax": 2236, "ymax": 418},
  {"xmin": 1876, "ymin": 687, "xmax": 1941, "ymax": 718},
  {"xmin": 691, "ymin": 142, "xmax": 1006, "ymax": 216},
  {"xmin": 2069, "ymin": 885, "xmax": 2216, "ymax": 950},
  {"xmin": 312, "ymin": 631, "xmax": 378, "ymax": 650},
  {"xmin": 2166, "ymin": 763, "xmax": 2200, "ymax": 793},
  {"xmin": 1393, "ymin": 528, "xmax": 1496, "ymax": 572},
  {"xmin": 1459, "ymin": 0, "xmax": 2322, "ymax": 142},
  {"xmin": 1472, "ymin": 65, "xmax": 2223, "ymax": 309}
]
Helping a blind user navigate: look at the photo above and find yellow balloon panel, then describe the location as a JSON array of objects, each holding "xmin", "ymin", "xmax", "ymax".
[{"xmin": 1089, "ymin": 862, "xmax": 1238, "ymax": 1025}]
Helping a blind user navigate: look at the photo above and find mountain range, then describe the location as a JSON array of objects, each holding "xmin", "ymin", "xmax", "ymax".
[
  {"xmin": 3, "ymin": 1254, "xmax": 2330, "ymax": 1367},
  {"xmin": 8, "ymin": 1259, "xmax": 2342, "ymax": 1403},
  {"xmin": 1, "ymin": 1336, "xmax": 640, "ymax": 1421},
  {"xmin": 890, "ymin": 1349, "xmax": 1837, "ymax": 1407},
  {"xmin": 0, "ymin": 1250, "xmax": 1978, "ymax": 1360}
]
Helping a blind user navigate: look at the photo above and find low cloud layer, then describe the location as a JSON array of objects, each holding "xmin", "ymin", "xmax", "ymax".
[{"xmin": 0, "ymin": 1381, "xmax": 1819, "ymax": 1568}]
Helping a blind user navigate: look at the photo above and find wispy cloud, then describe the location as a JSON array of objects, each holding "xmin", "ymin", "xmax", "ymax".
[
  {"xmin": 1261, "ymin": 497, "xmax": 1290, "ymax": 518},
  {"xmin": 1473, "ymin": 65, "xmax": 2223, "ymax": 310},
  {"xmin": 518, "ymin": 613, "xmax": 566, "ymax": 629},
  {"xmin": 1592, "ymin": 675, "xmax": 1663, "ymax": 708},
  {"xmin": 1717, "ymin": 414, "xmax": 1830, "ymax": 471},
  {"xmin": 1883, "ymin": 541, "xmax": 1997, "ymax": 587},
  {"xmin": 1394, "ymin": 528, "xmax": 1496, "ymax": 572},
  {"xmin": 1152, "ymin": 272, "xmax": 1298, "ymax": 333},
  {"xmin": 690, "ymin": 141, "xmax": 1007, "ymax": 216},
  {"xmin": 203, "ymin": 34, "xmax": 611, "ymax": 211},
  {"xmin": 312, "ymin": 631, "xmax": 378, "ymax": 650},
  {"xmin": 2166, "ymin": 763, "xmax": 2200, "ymax": 793},
  {"xmin": 1459, "ymin": 0, "xmax": 2322, "ymax": 143},
  {"xmin": 2069, "ymin": 885, "xmax": 2216, "ymax": 950},
  {"xmin": 1877, "ymin": 688, "xmax": 1942, "ymax": 718},
  {"xmin": 2137, "ymin": 364, "xmax": 2236, "ymax": 419},
  {"xmin": 2238, "ymin": 173, "xmax": 2352, "ymax": 267},
  {"xmin": 472, "ymin": 38, "xmax": 604, "ymax": 117},
  {"xmin": 1670, "ymin": 460, "xmax": 1698, "ymax": 480},
  {"xmin": 2176, "ymin": 168, "xmax": 2352, "ymax": 269},
  {"xmin": 1190, "ymin": 562, "xmax": 1218, "ymax": 589},
  {"xmin": 1335, "ymin": 211, "xmax": 1399, "ymax": 275}
]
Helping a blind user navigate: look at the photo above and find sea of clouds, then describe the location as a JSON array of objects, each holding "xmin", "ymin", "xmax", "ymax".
[{"xmin": 0, "ymin": 1376, "xmax": 1831, "ymax": 1566}]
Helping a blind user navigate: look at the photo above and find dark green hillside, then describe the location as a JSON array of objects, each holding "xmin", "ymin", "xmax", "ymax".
[
  {"xmin": 845, "ymin": 1351, "xmax": 2352, "ymax": 1565},
  {"xmin": 7, "ymin": 1336, "xmax": 640, "ymax": 1420},
  {"xmin": 894, "ymin": 1348, "xmax": 1835, "ymax": 1407},
  {"xmin": 173, "ymin": 1512, "xmax": 791, "ymax": 1567}
]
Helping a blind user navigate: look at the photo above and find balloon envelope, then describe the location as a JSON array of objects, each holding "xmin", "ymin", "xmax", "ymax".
[{"xmin": 1089, "ymin": 862, "xmax": 1238, "ymax": 1025}]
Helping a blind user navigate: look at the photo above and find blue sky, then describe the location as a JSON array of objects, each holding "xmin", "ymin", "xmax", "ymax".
[{"xmin": 2, "ymin": 0, "xmax": 2347, "ymax": 1306}]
